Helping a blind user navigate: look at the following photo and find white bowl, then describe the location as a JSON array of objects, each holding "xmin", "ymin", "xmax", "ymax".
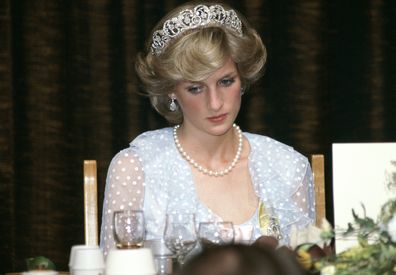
[
  {"xmin": 69, "ymin": 245, "xmax": 101, "ymax": 268},
  {"xmin": 105, "ymin": 248, "xmax": 156, "ymax": 275},
  {"xmin": 69, "ymin": 245, "xmax": 105, "ymax": 271},
  {"xmin": 71, "ymin": 270, "xmax": 104, "ymax": 275},
  {"xmin": 23, "ymin": 271, "xmax": 58, "ymax": 275}
]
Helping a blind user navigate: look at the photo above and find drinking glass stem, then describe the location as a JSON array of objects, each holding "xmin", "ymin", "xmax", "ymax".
[{"xmin": 177, "ymin": 253, "xmax": 185, "ymax": 265}]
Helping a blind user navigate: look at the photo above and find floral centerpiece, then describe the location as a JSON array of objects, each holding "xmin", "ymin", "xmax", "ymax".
[
  {"xmin": 295, "ymin": 198, "xmax": 396, "ymax": 275},
  {"xmin": 316, "ymin": 199, "xmax": 396, "ymax": 275}
]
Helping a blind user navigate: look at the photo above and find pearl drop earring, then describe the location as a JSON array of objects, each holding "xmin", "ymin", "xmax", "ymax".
[{"xmin": 169, "ymin": 98, "xmax": 177, "ymax": 112}]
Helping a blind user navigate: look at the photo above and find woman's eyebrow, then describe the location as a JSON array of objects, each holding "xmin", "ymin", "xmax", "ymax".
[{"xmin": 220, "ymin": 71, "xmax": 238, "ymax": 78}]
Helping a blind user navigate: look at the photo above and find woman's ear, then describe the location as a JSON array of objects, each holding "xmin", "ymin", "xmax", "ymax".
[{"xmin": 168, "ymin": 93, "xmax": 177, "ymax": 100}]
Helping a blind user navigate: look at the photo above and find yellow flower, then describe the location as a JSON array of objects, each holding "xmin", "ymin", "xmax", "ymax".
[
  {"xmin": 258, "ymin": 201, "xmax": 269, "ymax": 234},
  {"xmin": 296, "ymin": 249, "xmax": 312, "ymax": 270}
]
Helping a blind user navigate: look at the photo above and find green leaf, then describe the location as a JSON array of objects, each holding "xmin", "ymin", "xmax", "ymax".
[
  {"xmin": 26, "ymin": 256, "xmax": 56, "ymax": 271},
  {"xmin": 344, "ymin": 222, "xmax": 355, "ymax": 236}
]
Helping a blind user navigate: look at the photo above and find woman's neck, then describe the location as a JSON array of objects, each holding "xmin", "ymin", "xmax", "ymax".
[{"xmin": 174, "ymin": 123, "xmax": 243, "ymax": 176}]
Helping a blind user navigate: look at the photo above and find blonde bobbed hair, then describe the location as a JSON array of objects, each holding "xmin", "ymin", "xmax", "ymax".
[{"xmin": 135, "ymin": 2, "xmax": 267, "ymax": 124}]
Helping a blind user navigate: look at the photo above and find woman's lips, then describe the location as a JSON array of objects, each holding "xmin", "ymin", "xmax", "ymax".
[{"xmin": 207, "ymin": 114, "xmax": 227, "ymax": 123}]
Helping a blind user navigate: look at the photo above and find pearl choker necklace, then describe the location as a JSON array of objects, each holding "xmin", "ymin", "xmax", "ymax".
[{"xmin": 173, "ymin": 124, "xmax": 243, "ymax": 177}]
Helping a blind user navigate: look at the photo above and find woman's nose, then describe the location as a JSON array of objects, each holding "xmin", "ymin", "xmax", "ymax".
[{"xmin": 208, "ymin": 89, "xmax": 223, "ymax": 110}]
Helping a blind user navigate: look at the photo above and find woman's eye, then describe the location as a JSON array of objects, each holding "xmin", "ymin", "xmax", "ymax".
[
  {"xmin": 219, "ymin": 78, "xmax": 235, "ymax": 87},
  {"xmin": 187, "ymin": 85, "xmax": 203, "ymax": 94}
]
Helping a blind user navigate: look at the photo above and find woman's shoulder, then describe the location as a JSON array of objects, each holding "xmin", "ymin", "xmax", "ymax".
[
  {"xmin": 128, "ymin": 127, "xmax": 176, "ymax": 163},
  {"xmin": 109, "ymin": 127, "xmax": 174, "ymax": 163},
  {"xmin": 111, "ymin": 127, "xmax": 174, "ymax": 171},
  {"xmin": 130, "ymin": 127, "xmax": 173, "ymax": 146},
  {"xmin": 244, "ymin": 132, "xmax": 308, "ymax": 166},
  {"xmin": 244, "ymin": 132, "xmax": 301, "ymax": 154}
]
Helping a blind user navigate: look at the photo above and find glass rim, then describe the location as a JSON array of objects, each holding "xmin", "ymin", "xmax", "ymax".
[
  {"xmin": 198, "ymin": 221, "xmax": 234, "ymax": 225},
  {"xmin": 113, "ymin": 209, "xmax": 144, "ymax": 214},
  {"xmin": 165, "ymin": 212, "xmax": 195, "ymax": 216}
]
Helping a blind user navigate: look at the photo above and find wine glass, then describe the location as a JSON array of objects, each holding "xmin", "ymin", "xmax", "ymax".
[
  {"xmin": 144, "ymin": 239, "xmax": 174, "ymax": 275},
  {"xmin": 163, "ymin": 213, "xmax": 197, "ymax": 265},
  {"xmin": 113, "ymin": 210, "xmax": 145, "ymax": 249},
  {"xmin": 198, "ymin": 221, "xmax": 235, "ymax": 248}
]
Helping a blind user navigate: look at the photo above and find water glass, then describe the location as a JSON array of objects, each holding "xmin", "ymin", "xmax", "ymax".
[
  {"xmin": 113, "ymin": 210, "xmax": 145, "ymax": 249},
  {"xmin": 198, "ymin": 221, "xmax": 235, "ymax": 247},
  {"xmin": 234, "ymin": 224, "xmax": 254, "ymax": 244}
]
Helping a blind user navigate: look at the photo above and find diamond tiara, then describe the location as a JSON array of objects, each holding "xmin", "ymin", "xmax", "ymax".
[{"xmin": 150, "ymin": 4, "xmax": 243, "ymax": 56}]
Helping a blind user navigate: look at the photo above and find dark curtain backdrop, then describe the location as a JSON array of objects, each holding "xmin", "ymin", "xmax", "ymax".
[{"xmin": 0, "ymin": 0, "xmax": 395, "ymax": 272}]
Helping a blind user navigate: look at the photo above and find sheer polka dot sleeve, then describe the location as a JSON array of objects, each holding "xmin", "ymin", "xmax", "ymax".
[
  {"xmin": 100, "ymin": 148, "xmax": 145, "ymax": 256},
  {"xmin": 291, "ymin": 159, "xmax": 315, "ymax": 224}
]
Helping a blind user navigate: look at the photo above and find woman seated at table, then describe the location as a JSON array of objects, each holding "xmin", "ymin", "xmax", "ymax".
[{"xmin": 100, "ymin": 2, "xmax": 315, "ymax": 257}]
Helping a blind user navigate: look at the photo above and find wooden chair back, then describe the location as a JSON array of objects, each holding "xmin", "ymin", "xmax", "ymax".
[
  {"xmin": 83, "ymin": 160, "xmax": 98, "ymax": 246},
  {"xmin": 310, "ymin": 154, "xmax": 326, "ymax": 226}
]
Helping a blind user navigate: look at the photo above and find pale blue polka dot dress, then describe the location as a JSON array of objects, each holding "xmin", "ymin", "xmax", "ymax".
[{"xmin": 100, "ymin": 127, "xmax": 315, "ymax": 256}]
